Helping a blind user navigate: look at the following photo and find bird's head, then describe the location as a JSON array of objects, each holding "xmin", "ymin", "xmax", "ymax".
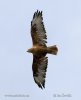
[{"xmin": 27, "ymin": 48, "xmax": 33, "ymax": 53}]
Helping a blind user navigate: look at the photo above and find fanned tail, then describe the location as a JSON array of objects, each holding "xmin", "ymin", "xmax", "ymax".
[{"xmin": 47, "ymin": 45, "xmax": 58, "ymax": 55}]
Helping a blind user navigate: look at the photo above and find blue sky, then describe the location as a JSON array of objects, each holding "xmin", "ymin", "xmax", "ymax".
[{"xmin": 0, "ymin": 0, "xmax": 81, "ymax": 100}]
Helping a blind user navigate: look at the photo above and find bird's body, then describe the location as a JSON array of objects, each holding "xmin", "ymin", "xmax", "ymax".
[
  {"xmin": 28, "ymin": 45, "xmax": 57, "ymax": 55},
  {"xmin": 27, "ymin": 10, "xmax": 58, "ymax": 89},
  {"xmin": 28, "ymin": 46, "xmax": 47, "ymax": 54}
]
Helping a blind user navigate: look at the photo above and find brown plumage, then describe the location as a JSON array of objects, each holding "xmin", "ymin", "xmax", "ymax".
[{"xmin": 27, "ymin": 10, "xmax": 58, "ymax": 89}]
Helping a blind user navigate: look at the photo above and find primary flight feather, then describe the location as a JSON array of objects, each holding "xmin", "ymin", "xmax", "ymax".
[{"xmin": 27, "ymin": 10, "xmax": 58, "ymax": 89}]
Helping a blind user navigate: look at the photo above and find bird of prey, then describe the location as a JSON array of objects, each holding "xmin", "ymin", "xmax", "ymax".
[{"xmin": 27, "ymin": 10, "xmax": 58, "ymax": 89}]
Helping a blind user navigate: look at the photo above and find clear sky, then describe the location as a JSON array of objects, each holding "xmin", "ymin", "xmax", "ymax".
[{"xmin": 0, "ymin": 0, "xmax": 81, "ymax": 100}]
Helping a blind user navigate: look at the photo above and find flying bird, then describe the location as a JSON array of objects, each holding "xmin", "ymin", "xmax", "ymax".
[{"xmin": 27, "ymin": 10, "xmax": 58, "ymax": 89}]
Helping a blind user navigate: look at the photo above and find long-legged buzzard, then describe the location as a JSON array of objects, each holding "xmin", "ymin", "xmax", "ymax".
[{"xmin": 27, "ymin": 10, "xmax": 58, "ymax": 89}]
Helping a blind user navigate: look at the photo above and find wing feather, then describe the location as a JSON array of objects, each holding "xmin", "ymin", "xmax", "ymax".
[
  {"xmin": 31, "ymin": 10, "xmax": 47, "ymax": 46},
  {"xmin": 32, "ymin": 54, "xmax": 48, "ymax": 89}
]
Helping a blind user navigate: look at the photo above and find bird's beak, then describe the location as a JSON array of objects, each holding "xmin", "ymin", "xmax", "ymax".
[
  {"xmin": 26, "ymin": 50, "xmax": 29, "ymax": 52},
  {"xmin": 27, "ymin": 49, "xmax": 30, "ymax": 52}
]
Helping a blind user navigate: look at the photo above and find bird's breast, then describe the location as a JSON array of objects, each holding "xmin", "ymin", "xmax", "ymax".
[{"xmin": 32, "ymin": 46, "xmax": 47, "ymax": 54}]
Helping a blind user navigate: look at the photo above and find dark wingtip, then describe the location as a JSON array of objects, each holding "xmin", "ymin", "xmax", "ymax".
[
  {"xmin": 38, "ymin": 81, "xmax": 45, "ymax": 89},
  {"xmin": 33, "ymin": 10, "xmax": 43, "ymax": 18},
  {"xmin": 33, "ymin": 12, "xmax": 35, "ymax": 19},
  {"xmin": 40, "ymin": 11, "xmax": 42, "ymax": 16},
  {"xmin": 37, "ymin": 9, "xmax": 38, "ymax": 13},
  {"xmin": 38, "ymin": 84, "xmax": 43, "ymax": 89},
  {"xmin": 42, "ymin": 82, "xmax": 45, "ymax": 88}
]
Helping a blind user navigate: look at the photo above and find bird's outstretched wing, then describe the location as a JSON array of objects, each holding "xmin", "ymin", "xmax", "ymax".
[
  {"xmin": 31, "ymin": 10, "xmax": 47, "ymax": 47},
  {"xmin": 32, "ymin": 54, "xmax": 48, "ymax": 89}
]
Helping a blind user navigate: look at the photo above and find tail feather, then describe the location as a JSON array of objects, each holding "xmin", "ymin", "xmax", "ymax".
[{"xmin": 47, "ymin": 45, "xmax": 58, "ymax": 55}]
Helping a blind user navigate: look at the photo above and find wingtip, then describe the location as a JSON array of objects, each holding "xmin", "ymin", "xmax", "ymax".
[
  {"xmin": 37, "ymin": 9, "xmax": 38, "ymax": 13},
  {"xmin": 42, "ymin": 83, "xmax": 45, "ymax": 88},
  {"xmin": 34, "ymin": 76, "xmax": 45, "ymax": 89},
  {"xmin": 33, "ymin": 10, "xmax": 43, "ymax": 17},
  {"xmin": 38, "ymin": 81, "xmax": 45, "ymax": 89},
  {"xmin": 40, "ymin": 11, "xmax": 42, "ymax": 16}
]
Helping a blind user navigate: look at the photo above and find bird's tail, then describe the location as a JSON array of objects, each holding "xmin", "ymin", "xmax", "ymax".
[{"xmin": 47, "ymin": 45, "xmax": 58, "ymax": 55}]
